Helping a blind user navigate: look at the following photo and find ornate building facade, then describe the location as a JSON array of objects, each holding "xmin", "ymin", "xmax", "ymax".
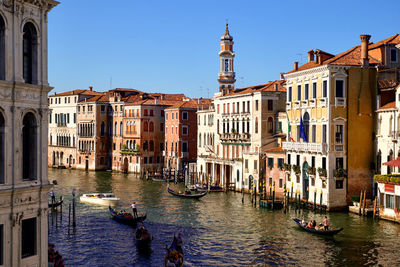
[{"xmin": 0, "ymin": 1, "xmax": 59, "ymax": 266}]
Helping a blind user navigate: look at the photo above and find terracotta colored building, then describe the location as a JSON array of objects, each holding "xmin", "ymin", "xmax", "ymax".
[
  {"xmin": 264, "ymin": 147, "xmax": 286, "ymax": 198},
  {"xmin": 164, "ymin": 99, "xmax": 211, "ymax": 170}
]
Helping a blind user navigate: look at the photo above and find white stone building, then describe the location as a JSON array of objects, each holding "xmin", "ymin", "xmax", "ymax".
[
  {"xmin": 196, "ymin": 25, "xmax": 286, "ymax": 192},
  {"xmin": 0, "ymin": 1, "xmax": 58, "ymax": 266},
  {"xmin": 48, "ymin": 87, "xmax": 102, "ymax": 168}
]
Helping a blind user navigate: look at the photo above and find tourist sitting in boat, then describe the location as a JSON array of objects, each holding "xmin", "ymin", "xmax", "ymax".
[
  {"xmin": 312, "ymin": 220, "xmax": 317, "ymax": 228},
  {"xmin": 306, "ymin": 221, "xmax": 314, "ymax": 229},
  {"xmin": 322, "ymin": 216, "xmax": 329, "ymax": 230},
  {"xmin": 301, "ymin": 218, "xmax": 306, "ymax": 227}
]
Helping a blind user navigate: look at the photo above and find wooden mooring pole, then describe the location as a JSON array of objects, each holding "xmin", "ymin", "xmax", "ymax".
[{"xmin": 68, "ymin": 203, "xmax": 71, "ymax": 234}]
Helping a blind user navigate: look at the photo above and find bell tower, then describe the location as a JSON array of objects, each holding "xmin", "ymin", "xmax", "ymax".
[{"xmin": 218, "ymin": 24, "xmax": 236, "ymax": 95}]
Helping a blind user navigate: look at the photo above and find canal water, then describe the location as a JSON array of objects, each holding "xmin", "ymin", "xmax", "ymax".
[{"xmin": 48, "ymin": 169, "xmax": 400, "ymax": 266}]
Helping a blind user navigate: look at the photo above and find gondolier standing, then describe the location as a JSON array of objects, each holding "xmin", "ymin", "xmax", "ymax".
[{"xmin": 131, "ymin": 202, "xmax": 138, "ymax": 218}]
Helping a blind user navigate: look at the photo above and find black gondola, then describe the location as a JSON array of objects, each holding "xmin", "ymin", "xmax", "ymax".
[
  {"xmin": 293, "ymin": 218, "xmax": 343, "ymax": 236},
  {"xmin": 109, "ymin": 206, "xmax": 146, "ymax": 227},
  {"xmin": 135, "ymin": 226, "xmax": 152, "ymax": 249},
  {"xmin": 164, "ymin": 236, "xmax": 183, "ymax": 267},
  {"xmin": 167, "ymin": 186, "xmax": 208, "ymax": 199},
  {"xmin": 48, "ymin": 197, "xmax": 63, "ymax": 208}
]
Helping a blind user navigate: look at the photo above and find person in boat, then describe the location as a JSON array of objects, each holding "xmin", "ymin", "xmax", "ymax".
[
  {"xmin": 312, "ymin": 220, "xmax": 317, "ymax": 228},
  {"xmin": 131, "ymin": 202, "xmax": 138, "ymax": 218},
  {"xmin": 301, "ymin": 218, "xmax": 306, "ymax": 226},
  {"xmin": 322, "ymin": 216, "xmax": 329, "ymax": 230},
  {"xmin": 50, "ymin": 190, "xmax": 56, "ymax": 203},
  {"xmin": 176, "ymin": 233, "xmax": 183, "ymax": 254},
  {"xmin": 306, "ymin": 221, "xmax": 314, "ymax": 229}
]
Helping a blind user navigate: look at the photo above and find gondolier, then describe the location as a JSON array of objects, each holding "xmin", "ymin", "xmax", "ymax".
[
  {"xmin": 131, "ymin": 202, "xmax": 138, "ymax": 218},
  {"xmin": 50, "ymin": 190, "xmax": 56, "ymax": 203}
]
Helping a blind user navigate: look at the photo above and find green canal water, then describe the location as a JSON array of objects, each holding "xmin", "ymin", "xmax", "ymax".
[{"xmin": 48, "ymin": 168, "xmax": 400, "ymax": 266}]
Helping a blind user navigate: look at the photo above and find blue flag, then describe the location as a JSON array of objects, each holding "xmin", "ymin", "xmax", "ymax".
[{"xmin": 300, "ymin": 117, "xmax": 308, "ymax": 142}]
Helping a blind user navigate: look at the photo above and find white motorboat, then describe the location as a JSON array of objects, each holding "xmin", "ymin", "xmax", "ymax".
[{"xmin": 79, "ymin": 193, "xmax": 120, "ymax": 206}]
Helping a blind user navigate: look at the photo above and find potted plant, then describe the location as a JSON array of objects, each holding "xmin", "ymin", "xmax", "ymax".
[
  {"xmin": 307, "ymin": 166, "xmax": 316, "ymax": 175},
  {"xmin": 317, "ymin": 167, "xmax": 327, "ymax": 178},
  {"xmin": 283, "ymin": 163, "xmax": 291, "ymax": 172},
  {"xmin": 292, "ymin": 165, "xmax": 301, "ymax": 175},
  {"xmin": 334, "ymin": 168, "xmax": 347, "ymax": 178}
]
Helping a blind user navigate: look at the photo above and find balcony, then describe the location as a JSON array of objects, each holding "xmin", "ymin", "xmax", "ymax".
[
  {"xmin": 240, "ymin": 111, "xmax": 250, "ymax": 115},
  {"xmin": 286, "ymin": 102, "xmax": 292, "ymax": 110},
  {"xmin": 390, "ymin": 131, "xmax": 400, "ymax": 140},
  {"xmin": 57, "ymin": 123, "xmax": 67, "ymax": 127},
  {"xmin": 309, "ymin": 99, "xmax": 316, "ymax": 108},
  {"xmin": 335, "ymin": 144, "xmax": 344, "ymax": 151},
  {"xmin": 335, "ymin": 97, "xmax": 345, "ymax": 107},
  {"xmin": 120, "ymin": 148, "xmax": 140, "ymax": 155},
  {"xmin": 293, "ymin": 101, "xmax": 300, "ymax": 109},
  {"xmin": 319, "ymin": 98, "xmax": 328, "ymax": 107},
  {"xmin": 301, "ymin": 100, "xmax": 309, "ymax": 107},
  {"xmin": 182, "ymin": 152, "xmax": 189, "ymax": 158},
  {"xmin": 282, "ymin": 141, "xmax": 327, "ymax": 153},
  {"xmin": 220, "ymin": 132, "xmax": 250, "ymax": 143}
]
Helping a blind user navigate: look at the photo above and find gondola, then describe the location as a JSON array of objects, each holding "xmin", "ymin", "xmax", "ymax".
[
  {"xmin": 109, "ymin": 206, "xmax": 146, "ymax": 227},
  {"xmin": 293, "ymin": 218, "xmax": 343, "ymax": 236},
  {"xmin": 48, "ymin": 197, "xmax": 63, "ymax": 208},
  {"xmin": 135, "ymin": 226, "xmax": 152, "ymax": 249},
  {"xmin": 164, "ymin": 237, "xmax": 183, "ymax": 267},
  {"xmin": 152, "ymin": 178, "xmax": 173, "ymax": 182},
  {"xmin": 167, "ymin": 186, "xmax": 208, "ymax": 199}
]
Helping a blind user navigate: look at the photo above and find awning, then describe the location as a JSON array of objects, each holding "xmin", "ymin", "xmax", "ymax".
[{"xmin": 383, "ymin": 157, "xmax": 400, "ymax": 167}]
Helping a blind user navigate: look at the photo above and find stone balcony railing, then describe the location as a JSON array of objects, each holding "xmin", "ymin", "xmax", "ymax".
[
  {"xmin": 220, "ymin": 132, "xmax": 250, "ymax": 143},
  {"xmin": 282, "ymin": 141, "xmax": 327, "ymax": 153}
]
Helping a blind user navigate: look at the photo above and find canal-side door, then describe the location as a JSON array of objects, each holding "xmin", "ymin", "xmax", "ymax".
[
  {"xmin": 85, "ymin": 157, "xmax": 89, "ymax": 171},
  {"xmin": 302, "ymin": 161, "xmax": 309, "ymax": 200}
]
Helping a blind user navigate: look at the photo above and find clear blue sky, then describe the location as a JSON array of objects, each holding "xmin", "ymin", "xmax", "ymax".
[{"xmin": 48, "ymin": 0, "xmax": 400, "ymax": 98}]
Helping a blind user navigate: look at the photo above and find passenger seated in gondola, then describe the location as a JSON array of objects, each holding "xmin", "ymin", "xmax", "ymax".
[
  {"xmin": 312, "ymin": 220, "xmax": 317, "ymax": 228},
  {"xmin": 301, "ymin": 218, "xmax": 306, "ymax": 226},
  {"xmin": 306, "ymin": 221, "xmax": 314, "ymax": 229}
]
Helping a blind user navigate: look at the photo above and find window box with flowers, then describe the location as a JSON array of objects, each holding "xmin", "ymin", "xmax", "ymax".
[
  {"xmin": 292, "ymin": 165, "xmax": 301, "ymax": 176},
  {"xmin": 374, "ymin": 174, "xmax": 400, "ymax": 185},
  {"xmin": 318, "ymin": 167, "xmax": 327, "ymax": 179},
  {"xmin": 283, "ymin": 163, "xmax": 291, "ymax": 172},
  {"xmin": 334, "ymin": 168, "xmax": 347, "ymax": 179},
  {"xmin": 307, "ymin": 166, "xmax": 316, "ymax": 176}
]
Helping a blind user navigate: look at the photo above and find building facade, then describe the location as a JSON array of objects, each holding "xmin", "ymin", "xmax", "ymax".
[
  {"xmin": 76, "ymin": 94, "xmax": 110, "ymax": 171},
  {"xmin": 197, "ymin": 25, "xmax": 286, "ymax": 192},
  {"xmin": 48, "ymin": 87, "xmax": 102, "ymax": 168},
  {"xmin": 281, "ymin": 34, "xmax": 400, "ymax": 210},
  {"xmin": 0, "ymin": 1, "xmax": 59, "ymax": 266}
]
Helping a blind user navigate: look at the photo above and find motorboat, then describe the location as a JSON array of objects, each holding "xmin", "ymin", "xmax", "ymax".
[{"xmin": 80, "ymin": 193, "xmax": 120, "ymax": 206}]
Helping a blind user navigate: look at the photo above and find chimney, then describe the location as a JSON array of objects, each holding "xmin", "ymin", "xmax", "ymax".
[
  {"xmin": 198, "ymin": 97, "xmax": 202, "ymax": 105},
  {"xmin": 161, "ymin": 94, "xmax": 165, "ymax": 100},
  {"xmin": 294, "ymin": 61, "xmax": 298, "ymax": 71},
  {"xmin": 274, "ymin": 83, "xmax": 278, "ymax": 91},
  {"xmin": 155, "ymin": 96, "xmax": 159, "ymax": 105},
  {"xmin": 89, "ymin": 86, "xmax": 93, "ymax": 91},
  {"xmin": 360, "ymin": 34, "xmax": 371, "ymax": 67},
  {"xmin": 308, "ymin": 50, "xmax": 314, "ymax": 62}
]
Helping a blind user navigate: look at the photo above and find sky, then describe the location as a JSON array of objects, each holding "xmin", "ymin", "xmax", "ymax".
[{"xmin": 48, "ymin": 0, "xmax": 400, "ymax": 98}]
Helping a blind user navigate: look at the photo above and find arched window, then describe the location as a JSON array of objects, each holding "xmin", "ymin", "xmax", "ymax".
[
  {"xmin": 100, "ymin": 121, "xmax": 105, "ymax": 136},
  {"xmin": 149, "ymin": 122, "xmax": 154, "ymax": 132},
  {"xmin": 114, "ymin": 122, "xmax": 117, "ymax": 136},
  {"xmin": 120, "ymin": 122, "xmax": 123, "ymax": 136},
  {"xmin": 303, "ymin": 112, "xmax": 310, "ymax": 141},
  {"xmin": 0, "ymin": 112, "xmax": 4, "ymax": 183},
  {"xmin": 22, "ymin": 112, "xmax": 37, "ymax": 180},
  {"xmin": 267, "ymin": 117, "xmax": 274, "ymax": 133},
  {"xmin": 108, "ymin": 121, "xmax": 112, "ymax": 136},
  {"xmin": 143, "ymin": 141, "xmax": 148, "ymax": 151},
  {"xmin": 0, "ymin": 15, "xmax": 5, "ymax": 80},
  {"xmin": 144, "ymin": 121, "xmax": 148, "ymax": 132},
  {"xmin": 23, "ymin": 23, "xmax": 38, "ymax": 84},
  {"xmin": 150, "ymin": 140, "xmax": 154, "ymax": 151}
]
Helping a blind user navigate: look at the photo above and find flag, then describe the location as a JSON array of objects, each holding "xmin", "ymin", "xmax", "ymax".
[
  {"xmin": 286, "ymin": 112, "xmax": 295, "ymax": 142},
  {"xmin": 300, "ymin": 117, "xmax": 308, "ymax": 142}
]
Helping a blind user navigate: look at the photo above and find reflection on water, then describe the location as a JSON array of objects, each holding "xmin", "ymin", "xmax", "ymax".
[{"xmin": 48, "ymin": 169, "xmax": 400, "ymax": 266}]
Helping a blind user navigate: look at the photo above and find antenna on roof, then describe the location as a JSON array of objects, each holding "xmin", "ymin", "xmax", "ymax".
[
  {"xmin": 110, "ymin": 76, "xmax": 112, "ymax": 90},
  {"xmin": 207, "ymin": 88, "xmax": 209, "ymax": 99}
]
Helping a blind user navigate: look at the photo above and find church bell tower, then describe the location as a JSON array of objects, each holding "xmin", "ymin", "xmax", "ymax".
[{"xmin": 218, "ymin": 24, "xmax": 236, "ymax": 95}]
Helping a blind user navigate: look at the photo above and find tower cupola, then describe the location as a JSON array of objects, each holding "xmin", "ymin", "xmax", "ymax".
[{"xmin": 218, "ymin": 24, "xmax": 236, "ymax": 95}]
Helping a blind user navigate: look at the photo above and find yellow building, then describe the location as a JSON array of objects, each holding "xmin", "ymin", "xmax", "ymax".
[{"xmin": 282, "ymin": 35, "xmax": 379, "ymax": 210}]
